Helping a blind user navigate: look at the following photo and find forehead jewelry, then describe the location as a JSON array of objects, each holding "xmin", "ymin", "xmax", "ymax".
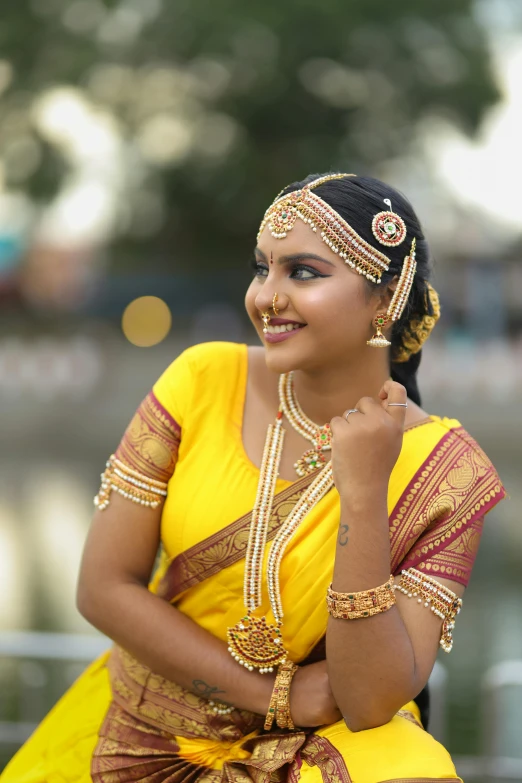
[
  {"xmin": 272, "ymin": 293, "xmax": 279, "ymax": 316},
  {"xmin": 258, "ymin": 174, "xmax": 392, "ymax": 284},
  {"xmin": 372, "ymin": 198, "xmax": 407, "ymax": 247}
]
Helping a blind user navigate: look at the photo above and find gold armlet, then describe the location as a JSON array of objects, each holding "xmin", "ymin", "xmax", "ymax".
[
  {"xmin": 94, "ymin": 455, "xmax": 168, "ymax": 511},
  {"xmin": 326, "ymin": 576, "xmax": 396, "ymax": 620},
  {"xmin": 393, "ymin": 568, "xmax": 462, "ymax": 652},
  {"xmin": 264, "ymin": 661, "xmax": 298, "ymax": 731}
]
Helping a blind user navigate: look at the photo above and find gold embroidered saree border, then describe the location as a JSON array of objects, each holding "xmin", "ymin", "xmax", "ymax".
[
  {"xmin": 389, "ymin": 426, "xmax": 505, "ymax": 584},
  {"xmin": 92, "ymin": 701, "xmax": 355, "ymax": 783},
  {"xmin": 115, "ymin": 390, "xmax": 181, "ymax": 485},
  {"xmin": 156, "ymin": 469, "xmax": 321, "ymax": 602},
  {"xmin": 157, "ymin": 425, "xmax": 504, "ymax": 603},
  {"xmin": 94, "ymin": 646, "xmax": 355, "ymax": 783}
]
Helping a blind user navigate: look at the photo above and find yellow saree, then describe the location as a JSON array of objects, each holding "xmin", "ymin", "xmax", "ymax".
[{"xmin": 1, "ymin": 341, "xmax": 505, "ymax": 783}]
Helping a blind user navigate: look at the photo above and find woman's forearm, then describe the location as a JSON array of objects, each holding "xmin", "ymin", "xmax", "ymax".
[
  {"xmin": 326, "ymin": 490, "xmax": 417, "ymax": 731},
  {"xmin": 78, "ymin": 580, "xmax": 274, "ymax": 714}
]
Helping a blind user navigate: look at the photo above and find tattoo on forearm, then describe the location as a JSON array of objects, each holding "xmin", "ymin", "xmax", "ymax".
[
  {"xmin": 191, "ymin": 679, "xmax": 226, "ymax": 699},
  {"xmin": 338, "ymin": 524, "xmax": 349, "ymax": 546}
]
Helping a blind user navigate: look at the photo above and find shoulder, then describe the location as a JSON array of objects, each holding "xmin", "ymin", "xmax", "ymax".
[
  {"xmin": 178, "ymin": 341, "xmax": 246, "ymax": 373},
  {"xmin": 152, "ymin": 342, "xmax": 246, "ymax": 422},
  {"xmin": 416, "ymin": 415, "xmax": 506, "ymax": 510},
  {"xmin": 159, "ymin": 341, "xmax": 247, "ymax": 387}
]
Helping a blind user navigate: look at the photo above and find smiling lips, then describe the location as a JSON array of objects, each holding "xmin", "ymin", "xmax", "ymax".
[{"xmin": 263, "ymin": 317, "xmax": 306, "ymax": 342}]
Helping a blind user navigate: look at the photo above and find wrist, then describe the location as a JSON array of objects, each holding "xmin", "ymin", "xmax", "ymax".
[
  {"xmin": 339, "ymin": 487, "xmax": 388, "ymax": 516},
  {"xmin": 254, "ymin": 670, "xmax": 277, "ymax": 716}
]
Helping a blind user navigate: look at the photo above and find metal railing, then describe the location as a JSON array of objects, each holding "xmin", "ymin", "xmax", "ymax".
[{"xmin": 1, "ymin": 631, "xmax": 522, "ymax": 781}]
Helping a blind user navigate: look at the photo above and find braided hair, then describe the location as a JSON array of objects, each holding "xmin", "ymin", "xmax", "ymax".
[{"xmin": 279, "ymin": 174, "xmax": 437, "ymax": 406}]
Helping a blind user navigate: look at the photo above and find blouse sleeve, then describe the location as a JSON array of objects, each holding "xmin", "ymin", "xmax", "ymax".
[
  {"xmin": 115, "ymin": 349, "xmax": 195, "ymax": 482},
  {"xmin": 392, "ymin": 428, "xmax": 506, "ymax": 587},
  {"xmin": 94, "ymin": 349, "xmax": 195, "ymax": 509}
]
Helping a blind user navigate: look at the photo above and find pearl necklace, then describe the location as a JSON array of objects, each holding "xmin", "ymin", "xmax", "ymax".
[
  {"xmin": 226, "ymin": 382, "xmax": 334, "ymax": 673},
  {"xmin": 279, "ymin": 372, "xmax": 332, "ymax": 476}
]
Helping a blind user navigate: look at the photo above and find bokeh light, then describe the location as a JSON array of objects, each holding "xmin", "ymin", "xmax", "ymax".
[{"xmin": 121, "ymin": 295, "xmax": 172, "ymax": 346}]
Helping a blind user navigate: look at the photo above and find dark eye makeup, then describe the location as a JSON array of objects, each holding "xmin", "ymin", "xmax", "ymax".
[{"xmin": 249, "ymin": 258, "xmax": 331, "ymax": 280}]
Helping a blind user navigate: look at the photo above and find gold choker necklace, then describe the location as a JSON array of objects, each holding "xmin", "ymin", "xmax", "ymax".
[
  {"xmin": 279, "ymin": 372, "xmax": 332, "ymax": 476},
  {"xmin": 226, "ymin": 375, "xmax": 334, "ymax": 673}
]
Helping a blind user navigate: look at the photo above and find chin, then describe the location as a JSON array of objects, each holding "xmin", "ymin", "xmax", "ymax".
[{"xmin": 262, "ymin": 339, "xmax": 317, "ymax": 375}]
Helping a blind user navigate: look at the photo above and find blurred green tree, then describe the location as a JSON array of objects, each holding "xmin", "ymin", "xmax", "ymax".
[{"xmin": 0, "ymin": 0, "xmax": 499, "ymax": 273}]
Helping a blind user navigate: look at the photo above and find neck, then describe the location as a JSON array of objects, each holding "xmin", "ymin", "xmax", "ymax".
[{"xmin": 291, "ymin": 351, "xmax": 391, "ymax": 426}]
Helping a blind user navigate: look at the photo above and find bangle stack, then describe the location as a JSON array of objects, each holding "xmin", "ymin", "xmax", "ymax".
[
  {"xmin": 393, "ymin": 568, "xmax": 462, "ymax": 652},
  {"xmin": 326, "ymin": 575, "xmax": 396, "ymax": 620},
  {"xmin": 94, "ymin": 455, "xmax": 168, "ymax": 511},
  {"xmin": 264, "ymin": 661, "xmax": 298, "ymax": 731}
]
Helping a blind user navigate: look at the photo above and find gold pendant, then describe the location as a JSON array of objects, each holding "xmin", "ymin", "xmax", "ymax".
[
  {"xmin": 227, "ymin": 613, "xmax": 287, "ymax": 673},
  {"xmin": 294, "ymin": 448, "xmax": 327, "ymax": 477}
]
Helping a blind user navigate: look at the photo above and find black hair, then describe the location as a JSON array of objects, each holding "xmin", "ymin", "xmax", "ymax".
[{"xmin": 280, "ymin": 174, "xmax": 435, "ymax": 406}]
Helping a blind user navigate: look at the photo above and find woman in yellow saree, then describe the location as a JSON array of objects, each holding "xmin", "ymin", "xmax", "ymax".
[{"xmin": 2, "ymin": 174, "xmax": 506, "ymax": 783}]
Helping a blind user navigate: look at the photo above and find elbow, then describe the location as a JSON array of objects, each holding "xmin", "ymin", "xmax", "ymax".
[
  {"xmin": 76, "ymin": 579, "xmax": 94, "ymax": 623},
  {"xmin": 76, "ymin": 572, "xmax": 105, "ymax": 627},
  {"xmin": 343, "ymin": 710, "xmax": 396, "ymax": 733}
]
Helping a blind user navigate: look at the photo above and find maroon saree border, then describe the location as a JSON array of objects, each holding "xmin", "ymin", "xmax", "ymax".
[
  {"xmin": 115, "ymin": 390, "xmax": 182, "ymax": 485},
  {"xmin": 156, "ymin": 469, "xmax": 323, "ymax": 602},
  {"xmin": 157, "ymin": 424, "xmax": 505, "ymax": 603},
  {"xmin": 389, "ymin": 426, "xmax": 505, "ymax": 583}
]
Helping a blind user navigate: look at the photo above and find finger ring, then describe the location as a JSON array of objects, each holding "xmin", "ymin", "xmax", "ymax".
[
  {"xmin": 344, "ymin": 408, "xmax": 359, "ymax": 421},
  {"xmin": 387, "ymin": 403, "xmax": 408, "ymax": 408}
]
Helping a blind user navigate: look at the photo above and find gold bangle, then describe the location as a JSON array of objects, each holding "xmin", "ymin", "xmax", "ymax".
[
  {"xmin": 327, "ymin": 576, "xmax": 396, "ymax": 620},
  {"xmin": 264, "ymin": 676, "xmax": 280, "ymax": 731},
  {"xmin": 275, "ymin": 661, "xmax": 298, "ymax": 729},
  {"xmin": 264, "ymin": 661, "xmax": 298, "ymax": 731},
  {"xmin": 394, "ymin": 568, "xmax": 462, "ymax": 652}
]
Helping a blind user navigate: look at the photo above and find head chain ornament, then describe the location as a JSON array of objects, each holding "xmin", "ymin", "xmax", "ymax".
[{"xmin": 258, "ymin": 174, "xmax": 394, "ymax": 284}]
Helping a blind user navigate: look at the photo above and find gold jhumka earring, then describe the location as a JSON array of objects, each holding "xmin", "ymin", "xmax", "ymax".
[{"xmin": 367, "ymin": 236, "xmax": 417, "ymax": 349}]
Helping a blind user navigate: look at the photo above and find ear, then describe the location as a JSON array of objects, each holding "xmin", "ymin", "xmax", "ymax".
[{"xmin": 372, "ymin": 276, "xmax": 398, "ymax": 317}]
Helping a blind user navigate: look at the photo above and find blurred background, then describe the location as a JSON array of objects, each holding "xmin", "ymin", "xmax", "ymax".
[{"xmin": 0, "ymin": 0, "xmax": 521, "ymax": 778}]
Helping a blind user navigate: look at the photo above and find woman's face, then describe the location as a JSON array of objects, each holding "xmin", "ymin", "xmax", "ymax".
[{"xmin": 245, "ymin": 218, "xmax": 385, "ymax": 375}]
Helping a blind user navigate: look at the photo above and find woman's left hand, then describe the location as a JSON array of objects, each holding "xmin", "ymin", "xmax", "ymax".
[{"xmin": 329, "ymin": 380, "xmax": 407, "ymax": 501}]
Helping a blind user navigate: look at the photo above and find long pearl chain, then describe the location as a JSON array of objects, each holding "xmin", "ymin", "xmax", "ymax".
[
  {"xmin": 226, "ymin": 384, "xmax": 334, "ymax": 673},
  {"xmin": 279, "ymin": 372, "xmax": 332, "ymax": 476}
]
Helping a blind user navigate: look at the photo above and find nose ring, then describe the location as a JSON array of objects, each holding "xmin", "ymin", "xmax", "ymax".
[
  {"xmin": 272, "ymin": 293, "xmax": 279, "ymax": 316},
  {"xmin": 261, "ymin": 311, "xmax": 271, "ymax": 334}
]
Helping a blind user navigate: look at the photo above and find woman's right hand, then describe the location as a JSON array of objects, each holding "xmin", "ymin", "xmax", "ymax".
[{"xmin": 290, "ymin": 661, "xmax": 342, "ymax": 727}]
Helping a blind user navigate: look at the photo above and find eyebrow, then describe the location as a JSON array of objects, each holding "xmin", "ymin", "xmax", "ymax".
[{"xmin": 254, "ymin": 248, "xmax": 336, "ymax": 268}]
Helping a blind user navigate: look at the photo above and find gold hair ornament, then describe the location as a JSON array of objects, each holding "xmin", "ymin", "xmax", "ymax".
[
  {"xmin": 392, "ymin": 282, "xmax": 440, "ymax": 363},
  {"xmin": 258, "ymin": 174, "xmax": 393, "ymax": 284},
  {"xmin": 372, "ymin": 199, "xmax": 407, "ymax": 247}
]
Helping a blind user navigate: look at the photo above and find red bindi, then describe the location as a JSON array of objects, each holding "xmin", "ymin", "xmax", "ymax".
[{"xmin": 270, "ymin": 252, "xmax": 274, "ymax": 265}]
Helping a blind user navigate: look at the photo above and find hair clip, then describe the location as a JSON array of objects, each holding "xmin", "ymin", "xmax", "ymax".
[{"xmin": 372, "ymin": 198, "xmax": 407, "ymax": 248}]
